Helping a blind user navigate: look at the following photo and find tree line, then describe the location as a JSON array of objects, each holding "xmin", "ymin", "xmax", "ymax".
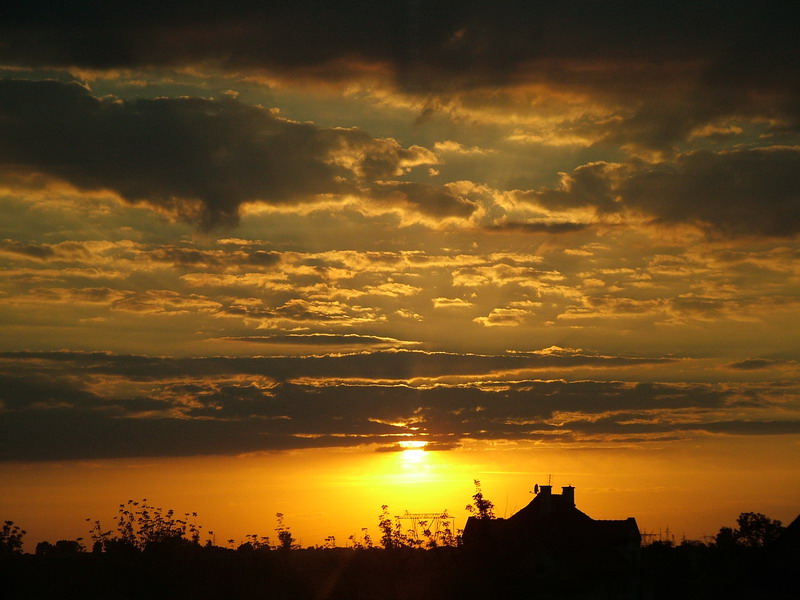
[
  {"xmin": 1, "ymin": 482, "xmax": 797, "ymax": 599},
  {"xmin": 0, "ymin": 481, "xmax": 790, "ymax": 555}
]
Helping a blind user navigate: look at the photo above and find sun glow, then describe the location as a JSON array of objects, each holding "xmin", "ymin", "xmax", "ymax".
[
  {"xmin": 398, "ymin": 440, "xmax": 428, "ymax": 450},
  {"xmin": 397, "ymin": 440, "xmax": 430, "ymax": 472},
  {"xmin": 398, "ymin": 440, "xmax": 428, "ymax": 464}
]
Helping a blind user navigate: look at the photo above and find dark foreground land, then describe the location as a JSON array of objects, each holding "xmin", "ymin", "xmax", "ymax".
[{"xmin": 2, "ymin": 541, "xmax": 798, "ymax": 600}]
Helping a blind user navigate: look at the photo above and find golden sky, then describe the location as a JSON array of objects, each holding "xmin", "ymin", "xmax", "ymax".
[{"xmin": 1, "ymin": 1, "xmax": 799, "ymax": 548}]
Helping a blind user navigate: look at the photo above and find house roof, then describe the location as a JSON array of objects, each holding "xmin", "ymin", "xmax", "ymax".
[{"xmin": 463, "ymin": 485, "xmax": 640, "ymax": 549}]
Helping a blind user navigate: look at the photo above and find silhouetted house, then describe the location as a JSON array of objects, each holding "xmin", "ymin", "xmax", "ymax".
[
  {"xmin": 463, "ymin": 484, "xmax": 641, "ymax": 575},
  {"xmin": 774, "ymin": 513, "xmax": 800, "ymax": 562}
]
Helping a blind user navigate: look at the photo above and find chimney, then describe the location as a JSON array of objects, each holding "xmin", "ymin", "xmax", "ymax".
[
  {"xmin": 562, "ymin": 486, "xmax": 575, "ymax": 507},
  {"xmin": 538, "ymin": 485, "xmax": 552, "ymax": 518}
]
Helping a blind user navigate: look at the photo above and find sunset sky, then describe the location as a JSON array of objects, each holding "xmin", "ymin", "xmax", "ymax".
[{"xmin": 1, "ymin": 1, "xmax": 799, "ymax": 549}]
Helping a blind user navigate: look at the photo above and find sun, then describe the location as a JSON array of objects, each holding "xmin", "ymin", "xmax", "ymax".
[
  {"xmin": 398, "ymin": 440, "xmax": 428, "ymax": 450},
  {"xmin": 398, "ymin": 440, "xmax": 428, "ymax": 464}
]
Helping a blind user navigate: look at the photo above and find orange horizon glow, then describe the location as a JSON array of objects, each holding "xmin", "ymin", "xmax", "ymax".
[{"xmin": 3, "ymin": 437, "xmax": 799, "ymax": 552}]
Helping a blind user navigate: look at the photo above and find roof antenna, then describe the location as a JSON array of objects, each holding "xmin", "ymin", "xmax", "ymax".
[{"xmin": 548, "ymin": 474, "xmax": 552, "ymax": 486}]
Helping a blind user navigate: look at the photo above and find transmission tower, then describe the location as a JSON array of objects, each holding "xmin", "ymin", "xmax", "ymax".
[{"xmin": 396, "ymin": 510, "xmax": 454, "ymax": 546}]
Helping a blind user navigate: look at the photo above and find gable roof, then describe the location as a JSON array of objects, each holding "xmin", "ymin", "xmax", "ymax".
[{"xmin": 463, "ymin": 485, "xmax": 640, "ymax": 550}]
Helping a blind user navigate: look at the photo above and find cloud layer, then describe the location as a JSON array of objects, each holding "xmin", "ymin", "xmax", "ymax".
[
  {"xmin": 2, "ymin": 350, "xmax": 797, "ymax": 460},
  {"xmin": 1, "ymin": 3, "xmax": 798, "ymax": 467},
  {"xmin": 4, "ymin": 1, "xmax": 799, "ymax": 153}
]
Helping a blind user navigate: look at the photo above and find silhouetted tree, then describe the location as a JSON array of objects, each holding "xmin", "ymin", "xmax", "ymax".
[
  {"xmin": 35, "ymin": 541, "xmax": 55, "ymax": 556},
  {"xmin": 87, "ymin": 500, "xmax": 203, "ymax": 552},
  {"xmin": 242, "ymin": 533, "xmax": 270, "ymax": 551},
  {"xmin": 86, "ymin": 518, "xmax": 112, "ymax": 553},
  {"xmin": 465, "ymin": 479, "xmax": 495, "ymax": 519},
  {"xmin": 714, "ymin": 525, "xmax": 737, "ymax": 549},
  {"xmin": 349, "ymin": 527, "xmax": 373, "ymax": 549},
  {"xmin": 379, "ymin": 505, "xmax": 396, "ymax": 549},
  {"xmin": 63, "ymin": 538, "xmax": 85, "ymax": 553},
  {"xmin": 715, "ymin": 512, "xmax": 784, "ymax": 549},
  {"xmin": 0, "ymin": 521, "xmax": 25, "ymax": 556},
  {"xmin": 36, "ymin": 539, "xmax": 85, "ymax": 554},
  {"xmin": 377, "ymin": 505, "xmax": 411, "ymax": 549},
  {"xmin": 275, "ymin": 513, "xmax": 295, "ymax": 550},
  {"xmin": 734, "ymin": 512, "xmax": 784, "ymax": 547}
]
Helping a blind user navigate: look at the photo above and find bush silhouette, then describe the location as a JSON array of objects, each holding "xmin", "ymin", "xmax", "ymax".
[{"xmin": 0, "ymin": 521, "xmax": 25, "ymax": 556}]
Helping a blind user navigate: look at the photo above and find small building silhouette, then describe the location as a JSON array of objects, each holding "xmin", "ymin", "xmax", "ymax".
[{"xmin": 463, "ymin": 483, "xmax": 641, "ymax": 575}]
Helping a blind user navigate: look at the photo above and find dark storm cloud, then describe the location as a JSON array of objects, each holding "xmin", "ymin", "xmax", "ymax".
[
  {"xmin": 727, "ymin": 358, "xmax": 792, "ymax": 371},
  {"xmin": 245, "ymin": 250, "xmax": 282, "ymax": 267},
  {"xmin": 0, "ymin": 410, "xmax": 391, "ymax": 461},
  {"xmin": 370, "ymin": 182, "xmax": 477, "ymax": 219},
  {"xmin": 147, "ymin": 247, "xmax": 223, "ymax": 267},
  {"xmin": 0, "ymin": 349, "xmax": 673, "ymax": 382},
  {"xmin": 0, "ymin": 79, "xmax": 339, "ymax": 228},
  {"xmin": 3, "ymin": 2, "xmax": 797, "ymax": 91},
  {"xmin": 4, "ymin": 351, "xmax": 796, "ymax": 461},
  {"xmin": 527, "ymin": 162, "xmax": 618, "ymax": 212},
  {"xmin": 165, "ymin": 380, "xmax": 736, "ymax": 442},
  {"xmin": 0, "ymin": 239, "xmax": 106, "ymax": 262},
  {"xmin": 2, "ymin": 352, "xmax": 797, "ymax": 460},
  {"xmin": 533, "ymin": 416, "xmax": 800, "ymax": 439},
  {"xmin": 0, "ymin": 372, "xmax": 100, "ymax": 410},
  {"xmin": 147, "ymin": 246, "xmax": 282, "ymax": 269},
  {"xmin": 0, "ymin": 239, "xmax": 284, "ymax": 275},
  {"xmin": 0, "ymin": 372, "xmax": 168, "ymax": 415},
  {"xmin": 3, "ymin": 1, "xmax": 798, "ymax": 148},
  {"xmin": 0, "ymin": 79, "xmax": 439, "ymax": 228},
  {"xmin": 620, "ymin": 148, "xmax": 800, "ymax": 237},
  {"xmin": 218, "ymin": 334, "xmax": 420, "ymax": 348},
  {"xmin": 0, "ymin": 239, "xmax": 56, "ymax": 260},
  {"xmin": 222, "ymin": 298, "xmax": 381, "ymax": 327},
  {"xmin": 484, "ymin": 221, "xmax": 588, "ymax": 234},
  {"xmin": 525, "ymin": 148, "xmax": 800, "ymax": 237}
]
